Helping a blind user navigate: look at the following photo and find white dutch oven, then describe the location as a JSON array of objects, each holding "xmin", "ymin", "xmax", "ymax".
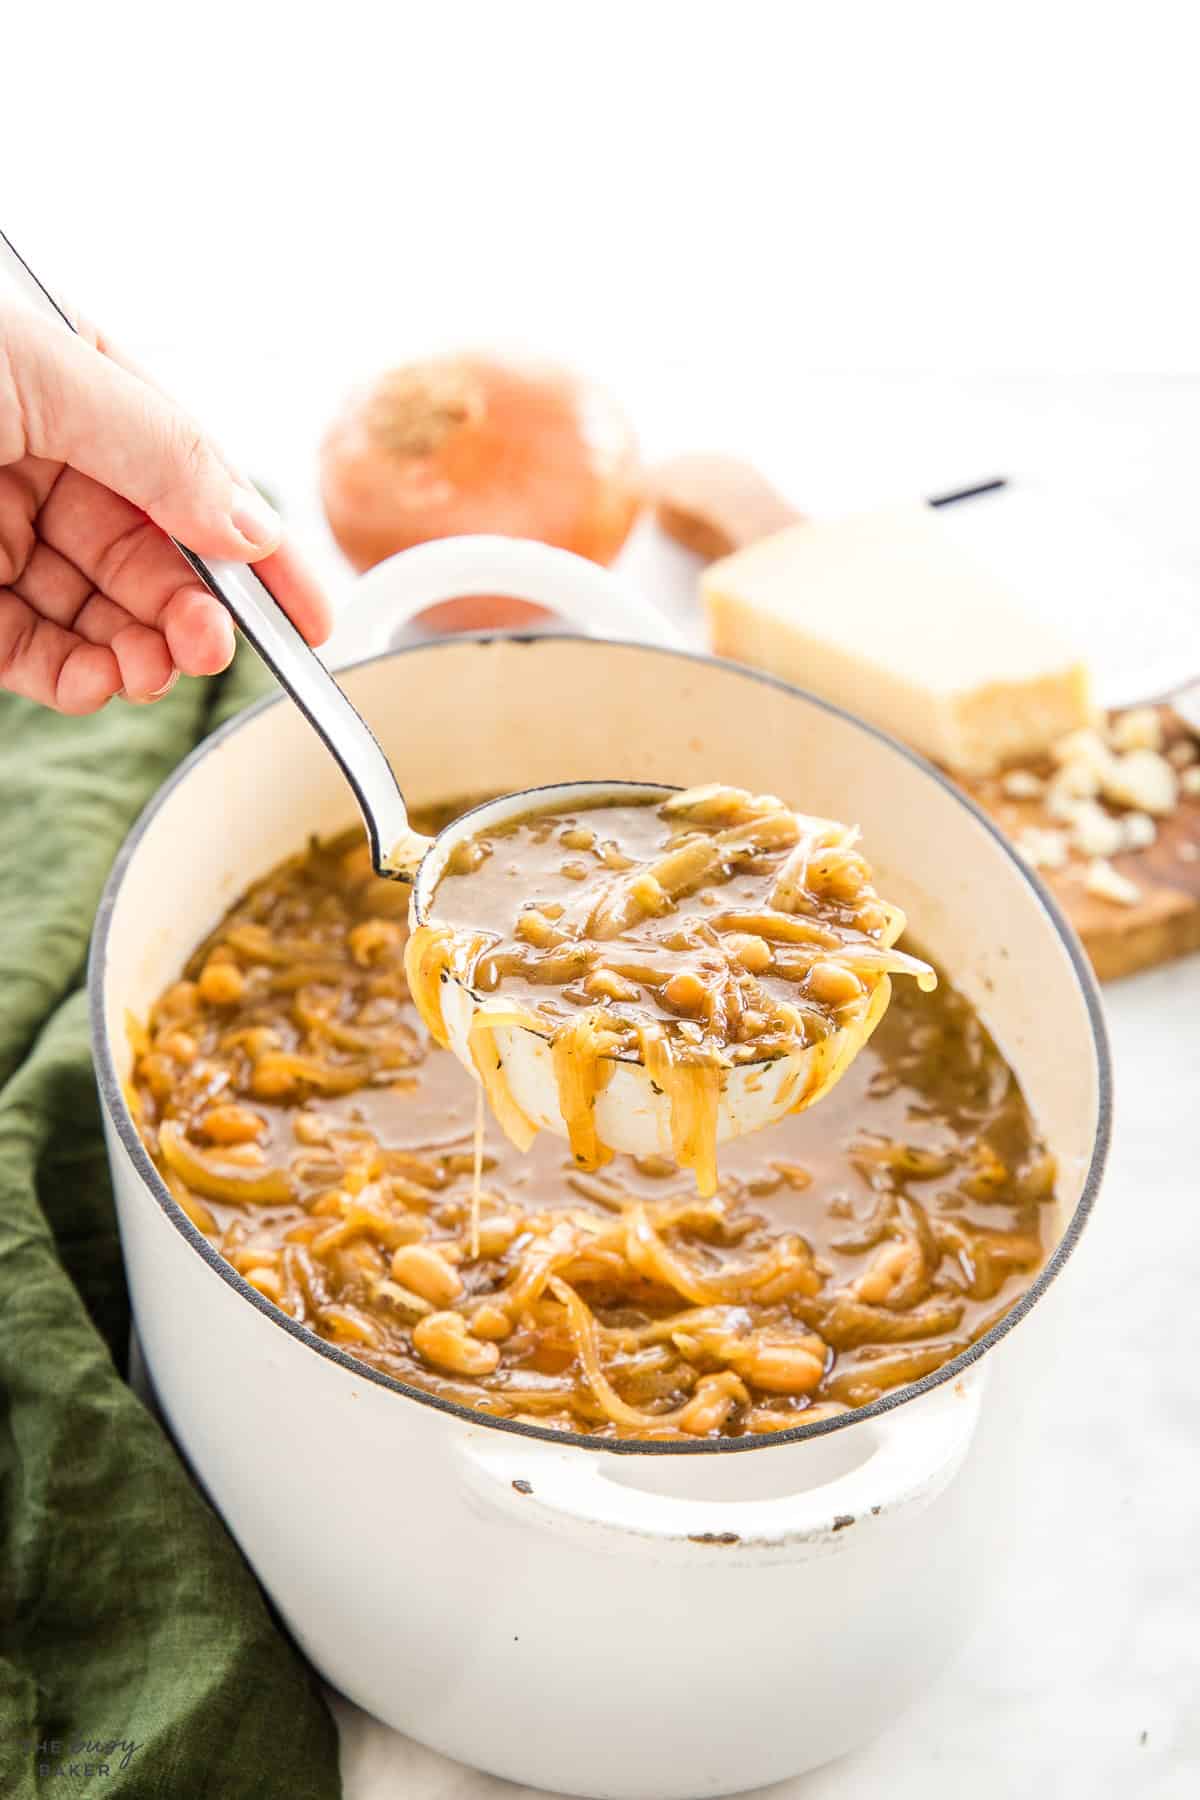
[{"xmin": 89, "ymin": 538, "xmax": 1110, "ymax": 1800}]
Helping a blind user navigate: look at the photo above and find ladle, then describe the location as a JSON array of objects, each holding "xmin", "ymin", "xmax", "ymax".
[{"xmin": 0, "ymin": 230, "xmax": 879, "ymax": 1160}]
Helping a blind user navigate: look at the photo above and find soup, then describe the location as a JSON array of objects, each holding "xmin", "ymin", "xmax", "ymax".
[
  {"xmin": 408, "ymin": 785, "xmax": 934, "ymax": 1194},
  {"xmin": 127, "ymin": 807, "xmax": 1054, "ymax": 1439}
]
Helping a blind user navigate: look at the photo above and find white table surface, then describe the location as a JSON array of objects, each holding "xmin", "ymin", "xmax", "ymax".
[{"xmin": 297, "ymin": 376, "xmax": 1199, "ymax": 1800}]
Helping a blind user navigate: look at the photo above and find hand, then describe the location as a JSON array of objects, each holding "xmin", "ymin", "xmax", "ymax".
[{"xmin": 0, "ymin": 305, "xmax": 332, "ymax": 712}]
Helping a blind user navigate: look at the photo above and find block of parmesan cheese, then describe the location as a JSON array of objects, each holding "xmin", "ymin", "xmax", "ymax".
[{"xmin": 702, "ymin": 502, "xmax": 1093, "ymax": 777}]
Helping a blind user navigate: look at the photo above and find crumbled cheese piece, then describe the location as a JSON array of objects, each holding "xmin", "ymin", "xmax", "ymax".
[
  {"xmin": 1121, "ymin": 811, "xmax": 1157, "ymax": 851},
  {"xmin": 1180, "ymin": 841, "xmax": 1200, "ymax": 862},
  {"xmin": 1051, "ymin": 728, "xmax": 1113, "ymax": 778},
  {"xmin": 1182, "ymin": 766, "xmax": 1200, "ymax": 796},
  {"xmin": 1168, "ymin": 739, "xmax": 1198, "ymax": 768},
  {"xmin": 1108, "ymin": 707, "xmax": 1163, "ymax": 753},
  {"xmin": 1050, "ymin": 748, "xmax": 1113, "ymax": 803},
  {"xmin": 1044, "ymin": 776, "xmax": 1088, "ymax": 823},
  {"xmin": 1001, "ymin": 769, "xmax": 1045, "ymax": 799},
  {"xmin": 1101, "ymin": 749, "xmax": 1179, "ymax": 816},
  {"xmin": 1015, "ymin": 826, "xmax": 1069, "ymax": 870},
  {"xmin": 1084, "ymin": 858, "xmax": 1142, "ymax": 906},
  {"xmin": 1069, "ymin": 801, "xmax": 1125, "ymax": 859}
]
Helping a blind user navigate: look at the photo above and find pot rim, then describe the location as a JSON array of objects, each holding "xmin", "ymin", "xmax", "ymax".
[{"xmin": 87, "ymin": 633, "xmax": 1112, "ymax": 1458}]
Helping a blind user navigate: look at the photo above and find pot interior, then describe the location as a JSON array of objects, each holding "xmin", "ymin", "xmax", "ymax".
[{"xmin": 95, "ymin": 636, "xmax": 1107, "ymax": 1424}]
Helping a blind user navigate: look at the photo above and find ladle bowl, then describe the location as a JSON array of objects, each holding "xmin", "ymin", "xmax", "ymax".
[{"xmin": 412, "ymin": 780, "xmax": 895, "ymax": 1156}]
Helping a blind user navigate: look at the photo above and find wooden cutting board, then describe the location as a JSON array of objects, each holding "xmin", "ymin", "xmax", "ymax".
[
  {"xmin": 651, "ymin": 454, "xmax": 1200, "ymax": 981},
  {"xmin": 964, "ymin": 717, "xmax": 1200, "ymax": 982}
]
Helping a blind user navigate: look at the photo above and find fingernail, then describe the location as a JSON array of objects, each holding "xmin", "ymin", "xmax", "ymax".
[
  {"xmin": 231, "ymin": 484, "xmax": 282, "ymax": 552},
  {"xmin": 122, "ymin": 671, "xmax": 180, "ymax": 706}
]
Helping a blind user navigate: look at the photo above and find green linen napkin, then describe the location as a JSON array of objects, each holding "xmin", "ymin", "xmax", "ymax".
[{"xmin": 0, "ymin": 654, "xmax": 342, "ymax": 1798}]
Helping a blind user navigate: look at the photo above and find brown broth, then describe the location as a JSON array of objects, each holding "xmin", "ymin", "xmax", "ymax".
[{"xmin": 128, "ymin": 814, "xmax": 1054, "ymax": 1438}]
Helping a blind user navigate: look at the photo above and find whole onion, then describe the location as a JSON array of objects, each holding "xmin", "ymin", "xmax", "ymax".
[{"xmin": 319, "ymin": 353, "xmax": 642, "ymax": 631}]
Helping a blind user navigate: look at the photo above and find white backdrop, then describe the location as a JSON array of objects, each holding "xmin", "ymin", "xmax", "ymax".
[
  {"xmin": 6, "ymin": 3, "xmax": 1200, "ymax": 595},
  {"xmin": 5, "ymin": 1, "xmax": 1199, "ymax": 462},
  {"xmin": 4, "ymin": 7, "xmax": 1200, "ymax": 1799},
  {"xmin": 7, "ymin": 2, "xmax": 1199, "ymax": 650},
  {"xmin": 6, "ymin": 0, "xmax": 1199, "ymax": 366}
]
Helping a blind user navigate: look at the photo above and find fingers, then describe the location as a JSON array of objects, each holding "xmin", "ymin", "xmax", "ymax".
[
  {"xmin": 8, "ymin": 537, "xmax": 93, "ymax": 624},
  {"xmin": 0, "ymin": 564, "xmax": 219, "ymax": 707},
  {"xmin": 0, "ymin": 588, "xmax": 121, "ymax": 713},
  {"xmin": 36, "ymin": 467, "xmax": 330, "ymax": 660},
  {"xmin": 161, "ymin": 586, "xmax": 236, "ymax": 677},
  {"xmin": 110, "ymin": 622, "xmax": 176, "ymax": 702},
  {"xmin": 152, "ymin": 551, "xmax": 332, "ymax": 679},
  {"xmin": 252, "ymin": 540, "xmax": 334, "ymax": 646},
  {"xmin": 9, "ymin": 541, "xmax": 185, "ymax": 698},
  {"xmin": 0, "ymin": 302, "xmax": 336, "ymax": 713},
  {"xmin": 39, "ymin": 466, "xmax": 222, "ymax": 628},
  {"xmin": 1, "ymin": 307, "xmax": 282, "ymax": 562}
]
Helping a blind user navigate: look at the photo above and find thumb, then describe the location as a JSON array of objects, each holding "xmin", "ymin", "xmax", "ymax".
[{"xmin": 0, "ymin": 307, "xmax": 281, "ymax": 560}]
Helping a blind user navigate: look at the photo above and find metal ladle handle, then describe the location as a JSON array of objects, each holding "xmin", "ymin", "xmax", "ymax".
[{"xmin": 0, "ymin": 226, "xmax": 423, "ymax": 880}]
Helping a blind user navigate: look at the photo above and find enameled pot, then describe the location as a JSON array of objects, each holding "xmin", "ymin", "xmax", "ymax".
[{"xmin": 89, "ymin": 538, "xmax": 1110, "ymax": 1800}]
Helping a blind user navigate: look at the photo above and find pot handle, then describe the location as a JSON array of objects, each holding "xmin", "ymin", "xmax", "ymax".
[
  {"xmin": 452, "ymin": 1373, "xmax": 984, "ymax": 1549},
  {"xmin": 327, "ymin": 535, "xmax": 686, "ymax": 668}
]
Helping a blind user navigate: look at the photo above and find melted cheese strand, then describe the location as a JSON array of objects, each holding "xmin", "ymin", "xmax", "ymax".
[
  {"xmin": 403, "ymin": 922, "xmax": 455, "ymax": 1046},
  {"xmin": 471, "ymin": 1082, "xmax": 485, "ymax": 1259},
  {"xmin": 550, "ymin": 1011, "xmax": 618, "ymax": 1172},
  {"xmin": 640, "ymin": 1029, "xmax": 721, "ymax": 1198},
  {"xmin": 466, "ymin": 1007, "xmax": 539, "ymax": 1153}
]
